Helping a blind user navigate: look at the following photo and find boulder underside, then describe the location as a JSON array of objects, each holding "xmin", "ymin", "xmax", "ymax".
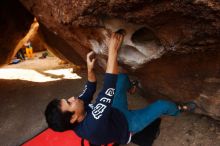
[{"xmin": 1, "ymin": 0, "xmax": 220, "ymax": 120}]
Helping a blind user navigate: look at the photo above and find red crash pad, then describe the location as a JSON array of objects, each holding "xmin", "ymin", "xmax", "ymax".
[{"xmin": 22, "ymin": 128, "xmax": 90, "ymax": 146}]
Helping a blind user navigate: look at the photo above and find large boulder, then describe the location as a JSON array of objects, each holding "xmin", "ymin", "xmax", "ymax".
[{"xmin": 2, "ymin": 0, "xmax": 219, "ymax": 119}]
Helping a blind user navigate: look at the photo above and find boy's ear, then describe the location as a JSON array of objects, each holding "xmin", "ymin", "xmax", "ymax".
[{"xmin": 70, "ymin": 114, "xmax": 78, "ymax": 124}]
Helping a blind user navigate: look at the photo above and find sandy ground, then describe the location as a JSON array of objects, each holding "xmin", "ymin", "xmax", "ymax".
[{"xmin": 0, "ymin": 52, "xmax": 219, "ymax": 146}]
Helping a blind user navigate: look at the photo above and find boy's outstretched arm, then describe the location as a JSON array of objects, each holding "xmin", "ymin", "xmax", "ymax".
[
  {"xmin": 106, "ymin": 33, "xmax": 124, "ymax": 74},
  {"xmin": 77, "ymin": 51, "xmax": 97, "ymax": 105},
  {"xmin": 85, "ymin": 31, "xmax": 124, "ymax": 123}
]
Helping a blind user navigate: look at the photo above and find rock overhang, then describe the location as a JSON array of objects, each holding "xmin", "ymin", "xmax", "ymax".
[{"xmin": 0, "ymin": 0, "xmax": 219, "ymax": 120}]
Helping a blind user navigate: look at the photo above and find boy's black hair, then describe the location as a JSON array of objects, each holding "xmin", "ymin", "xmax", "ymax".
[{"xmin": 45, "ymin": 99, "xmax": 77, "ymax": 132}]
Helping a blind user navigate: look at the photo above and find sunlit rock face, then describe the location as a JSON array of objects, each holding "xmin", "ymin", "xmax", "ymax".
[
  {"xmin": 0, "ymin": 0, "xmax": 33, "ymax": 64},
  {"xmin": 11, "ymin": 0, "xmax": 220, "ymax": 119}
]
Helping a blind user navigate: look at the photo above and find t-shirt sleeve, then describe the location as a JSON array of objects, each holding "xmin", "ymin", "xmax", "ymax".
[
  {"xmin": 78, "ymin": 81, "xmax": 97, "ymax": 105},
  {"xmin": 90, "ymin": 73, "xmax": 118, "ymax": 120}
]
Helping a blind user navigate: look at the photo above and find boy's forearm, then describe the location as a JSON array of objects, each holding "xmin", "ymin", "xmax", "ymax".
[
  {"xmin": 106, "ymin": 51, "xmax": 118, "ymax": 74},
  {"xmin": 88, "ymin": 69, "xmax": 96, "ymax": 82}
]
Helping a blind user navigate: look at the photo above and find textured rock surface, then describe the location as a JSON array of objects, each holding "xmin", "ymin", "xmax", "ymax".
[
  {"xmin": 19, "ymin": 0, "xmax": 220, "ymax": 67},
  {"xmin": 1, "ymin": 0, "xmax": 219, "ymax": 119},
  {"xmin": 135, "ymin": 49, "xmax": 220, "ymax": 120}
]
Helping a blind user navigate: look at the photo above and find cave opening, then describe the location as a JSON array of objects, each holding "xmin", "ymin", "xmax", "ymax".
[
  {"xmin": 131, "ymin": 27, "xmax": 161, "ymax": 46},
  {"xmin": 1, "ymin": 18, "xmax": 82, "ymax": 83}
]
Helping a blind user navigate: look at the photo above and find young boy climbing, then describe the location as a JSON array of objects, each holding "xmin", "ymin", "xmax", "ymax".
[{"xmin": 45, "ymin": 31, "xmax": 196, "ymax": 145}]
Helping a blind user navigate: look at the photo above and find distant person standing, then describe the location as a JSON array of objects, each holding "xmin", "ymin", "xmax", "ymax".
[{"xmin": 24, "ymin": 40, "xmax": 33, "ymax": 59}]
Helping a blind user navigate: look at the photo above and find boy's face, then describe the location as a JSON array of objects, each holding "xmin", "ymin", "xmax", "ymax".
[{"xmin": 60, "ymin": 97, "xmax": 84, "ymax": 116}]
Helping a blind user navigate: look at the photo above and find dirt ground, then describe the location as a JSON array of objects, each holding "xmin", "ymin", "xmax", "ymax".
[{"xmin": 0, "ymin": 51, "xmax": 219, "ymax": 146}]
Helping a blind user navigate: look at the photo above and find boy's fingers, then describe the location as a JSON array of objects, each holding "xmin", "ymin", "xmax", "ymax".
[
  {"xmin": 115, "ymin": 35, "xmax": 123, "ymax": 48},
  {"xmin": 115, "ymin": 33, "xmax": 122, "ymax": 41},
  {"xmin": 108, "ymin": 32, "xmax": 123, "ymax": 50},
  {"xmin": 115, "ymin": 33, "xmax": 119, "ymax": 39},
  {"xmin": 87, "ymin": 55, "xmax": 90, "ymax": 62},
  {"xmin": 87, "ymin": 51, "xmax": 94, "ymax": 57},
  {"xmin": 87, "ymin": 51, "xmax": 94, "ymax": 61},
  {"xmin": 117, "ymin": 35, "xmax": 122, "ymax": 42},
  {"xmin": 92, "ymin": 58, "xmax": 96, "ymax": 64},
  {"xmin": 87, "ymin": 52, "xmax": 90, "ymax": 59},
  {"xmin": 112, "ymin": 32, "xmax": 116, "ymax": 38}
]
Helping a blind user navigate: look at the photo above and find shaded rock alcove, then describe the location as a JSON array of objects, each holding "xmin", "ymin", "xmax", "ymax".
[
  {"xmin": 0, "ymin": 0, "xmax": 220, "ymax": 120},
  {"xmin": 0, "ymin": 0, "xmax": 34, "ymax": 64}
]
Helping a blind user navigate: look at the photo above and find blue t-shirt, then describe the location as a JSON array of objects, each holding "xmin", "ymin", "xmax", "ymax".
[{"xmin": 74, "ymin": 73, "xmax": 130, "ymax": 145}]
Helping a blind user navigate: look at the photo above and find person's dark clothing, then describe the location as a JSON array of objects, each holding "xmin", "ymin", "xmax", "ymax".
[
  {"xmin": 131, "ymin": 118, "xmax": 161, "ymax": 146},
  {"xmin": 74, "ymin": 73, "xmax": 130, "ymax": 145},
  {"xmin": 16, "ymin": 49, "xmax": 25, "ymax": 60}
]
